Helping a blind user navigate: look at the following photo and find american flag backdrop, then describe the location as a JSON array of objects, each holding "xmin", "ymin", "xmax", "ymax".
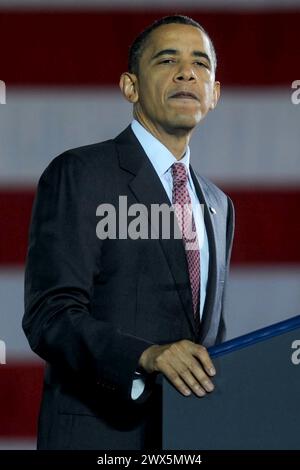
[{"xmin": 0, "ymin": 0, "xmax": 300, "ymax": 449}]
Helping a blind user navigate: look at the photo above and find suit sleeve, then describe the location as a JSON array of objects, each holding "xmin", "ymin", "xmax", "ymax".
[
  {"xmin": 23, "ymin": 152, "xmax": 153, "ymax": 401},
  {"xmin": 216, "ymin": 195, "xmax": 235, "ymax": 343}
]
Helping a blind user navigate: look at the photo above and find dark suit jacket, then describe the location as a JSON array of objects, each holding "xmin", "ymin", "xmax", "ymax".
[{"xmin": 23, "ymin": 125, "xmax": 235, "ymax": 450}]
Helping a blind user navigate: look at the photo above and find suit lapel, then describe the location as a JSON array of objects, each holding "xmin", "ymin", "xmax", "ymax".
[
  {"xmin": 190, "ymin": 167, "xmax": 218, "ymax": 342},
  {"xmin": 115, "ymin": 126, "xmax": 195, "ymax": 334}
]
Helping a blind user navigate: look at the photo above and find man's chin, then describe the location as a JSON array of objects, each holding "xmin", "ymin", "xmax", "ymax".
[{"xmin": 166, "ymin": 115, "xmax": 201, "ymax": 134}]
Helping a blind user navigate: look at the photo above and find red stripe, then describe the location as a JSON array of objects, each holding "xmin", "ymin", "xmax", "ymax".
[
  {"xmin": 1, "ymin": 187, "xmax": 300, "ymax": 265},
  {"xmin": 226, "ymin": 188, "xmax": 300, "ymax": 265},
  {"xmin": 0, "ymin": 9, "xmax": 299, "ymax": 86},
  {"xmin": 0, "ymin": 362, "xmax": 43, "ymax": 438}
]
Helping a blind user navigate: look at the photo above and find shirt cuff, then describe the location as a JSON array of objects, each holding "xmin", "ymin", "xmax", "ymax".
[{"xmin": 131, "ymin": 373, "xmax": 146, "ymax": 400}]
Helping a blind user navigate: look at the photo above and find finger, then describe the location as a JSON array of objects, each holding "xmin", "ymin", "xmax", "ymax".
[
  {"xmin": 167, "ymin": 343, "xmax": 215, "ymax": 393},
  {"xmin": 179, "ymin": 368, "xmax": 206, "ymax": 397},
  {"xmin": 193, "ymin": 345, "xmax": 216, "ymax": 377},
  {"xmin": 190, "ymin": 365, "xmax": 214, "ymax": 392},
  {"xmin": 180, "ymin": 355, "xmax": 214, "ymax": 393},
  {"xmin": 162, "ymin": 364, "xmax": 193, "ymax": 397}
]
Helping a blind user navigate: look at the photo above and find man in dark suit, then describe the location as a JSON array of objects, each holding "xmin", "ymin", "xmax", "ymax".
[{"xmin": 23, "ymin": 15, "xmax": 234, "ymax": 450}]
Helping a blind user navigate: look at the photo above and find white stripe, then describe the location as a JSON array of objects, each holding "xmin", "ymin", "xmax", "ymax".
[
  {"xmin": 1, "ymin": 267, "xmax": 300, "ymax": 355},
  {"xmin": 226, "ymin": 267, "xmax": 300, "ymax": 340},
  {"xmin": 0, "ymin": 88, "xmax": 299, "ymax": 186},
  {"xmin": 0, "ymin": 439, "xmax": 36, "ymax": 450},
  {"xmin": 0, "ymin": 0, "xmax": 300, "ymax": 10},
  {"xmin": 0, "ymin": 269, "xmax": 39, "ymax": 358}
]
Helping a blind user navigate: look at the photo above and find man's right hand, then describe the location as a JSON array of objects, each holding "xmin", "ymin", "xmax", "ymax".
[{"xmin": 138, "ymin": 340, "xmax": 216, "ymax": 397}]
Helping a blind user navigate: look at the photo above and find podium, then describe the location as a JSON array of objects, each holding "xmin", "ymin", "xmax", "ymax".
[{"xmin": 162, "ymin": 315, "xmax": 300, "ymax": 449}]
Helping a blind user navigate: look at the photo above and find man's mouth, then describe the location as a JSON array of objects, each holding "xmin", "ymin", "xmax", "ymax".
[{"xmin": 169, "ymin": 92, "xmax": 199, "ymax": 101}]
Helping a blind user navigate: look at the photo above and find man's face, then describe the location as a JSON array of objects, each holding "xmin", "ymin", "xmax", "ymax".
[{"xmin": 131, "ymin": 23, "xmax": 220, "ymax": 134}]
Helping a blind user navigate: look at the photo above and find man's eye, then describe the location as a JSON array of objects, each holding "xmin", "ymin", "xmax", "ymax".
[
  {"xmin": 195, "ymin": 61, "xmax": 209, "ymax": 68},
  {"xmin": 160, "ymin": 59, "xmax": 175, "ymax": 64}
]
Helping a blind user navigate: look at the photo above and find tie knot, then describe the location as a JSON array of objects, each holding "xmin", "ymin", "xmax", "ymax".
[{"xmin": 172, "ymin": 162, "xmax": 188, "ymax": 186}]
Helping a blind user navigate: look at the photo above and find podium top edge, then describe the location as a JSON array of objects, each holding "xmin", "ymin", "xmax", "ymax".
[{"xmin": 209, "ymin": 315, "xmax": 300, "ymax": 358}]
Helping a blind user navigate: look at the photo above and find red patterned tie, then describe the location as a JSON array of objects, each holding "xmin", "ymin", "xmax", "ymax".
[{"xmin": 172, "ymin": 162, "xmax": 200, "ymax": 334}]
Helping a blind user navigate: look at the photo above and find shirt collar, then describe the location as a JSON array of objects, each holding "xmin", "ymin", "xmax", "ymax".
[{"xmin": 131, "ymin": 119, "xmax": 191, "ymax": 178}]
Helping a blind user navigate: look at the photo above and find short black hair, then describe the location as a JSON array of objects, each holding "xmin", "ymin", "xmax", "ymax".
[{"xmin": 128, "ymin": 15, "xmax": 217, "ymax": 75}]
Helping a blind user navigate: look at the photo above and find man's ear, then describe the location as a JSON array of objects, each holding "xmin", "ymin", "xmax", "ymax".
[
  {"xmin": 119, "ymin": 72, "xmax": 139, "ymax": 103},
  {"xmin": 209, "ymin": 81, "xmax": 220, "ymax": 110}
]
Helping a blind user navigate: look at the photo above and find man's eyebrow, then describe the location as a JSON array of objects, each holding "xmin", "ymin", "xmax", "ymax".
[
  {"xmin": 151, "ymin": 49, "xmax": 178, "ymax": 61},
  {"xmin": 150, "ymin": 49, "xmax": 211, "ymax": 65},
  {"xmin": 193, "ymin": 51, "xmax": 211, "ymax": 65}
]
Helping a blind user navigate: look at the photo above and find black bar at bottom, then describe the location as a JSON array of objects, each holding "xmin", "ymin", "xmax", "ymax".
[{"xmin": 0, "ymin": 450, "xmax": 299, "ymax": 467}]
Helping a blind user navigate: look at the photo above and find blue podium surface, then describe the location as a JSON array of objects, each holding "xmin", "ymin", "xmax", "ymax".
[{"xmin": 163, "ymin": 315, "xmax": 300, "ymax": 449}]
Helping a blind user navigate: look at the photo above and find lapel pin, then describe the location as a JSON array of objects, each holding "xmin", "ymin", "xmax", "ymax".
[{"xmin": 209, "ymin": 206, "xmax": 217, "ymax": 215}]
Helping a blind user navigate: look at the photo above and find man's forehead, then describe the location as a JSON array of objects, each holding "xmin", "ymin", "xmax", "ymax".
[{"xmin": 144, "ymin": 24, "xmax": 210, "ymax": 56}]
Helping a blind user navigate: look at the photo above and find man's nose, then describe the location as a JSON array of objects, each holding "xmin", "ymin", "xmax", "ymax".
[{"xmin": 174, "ymin": 64, "xmax": 197, "ymax": 82}]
